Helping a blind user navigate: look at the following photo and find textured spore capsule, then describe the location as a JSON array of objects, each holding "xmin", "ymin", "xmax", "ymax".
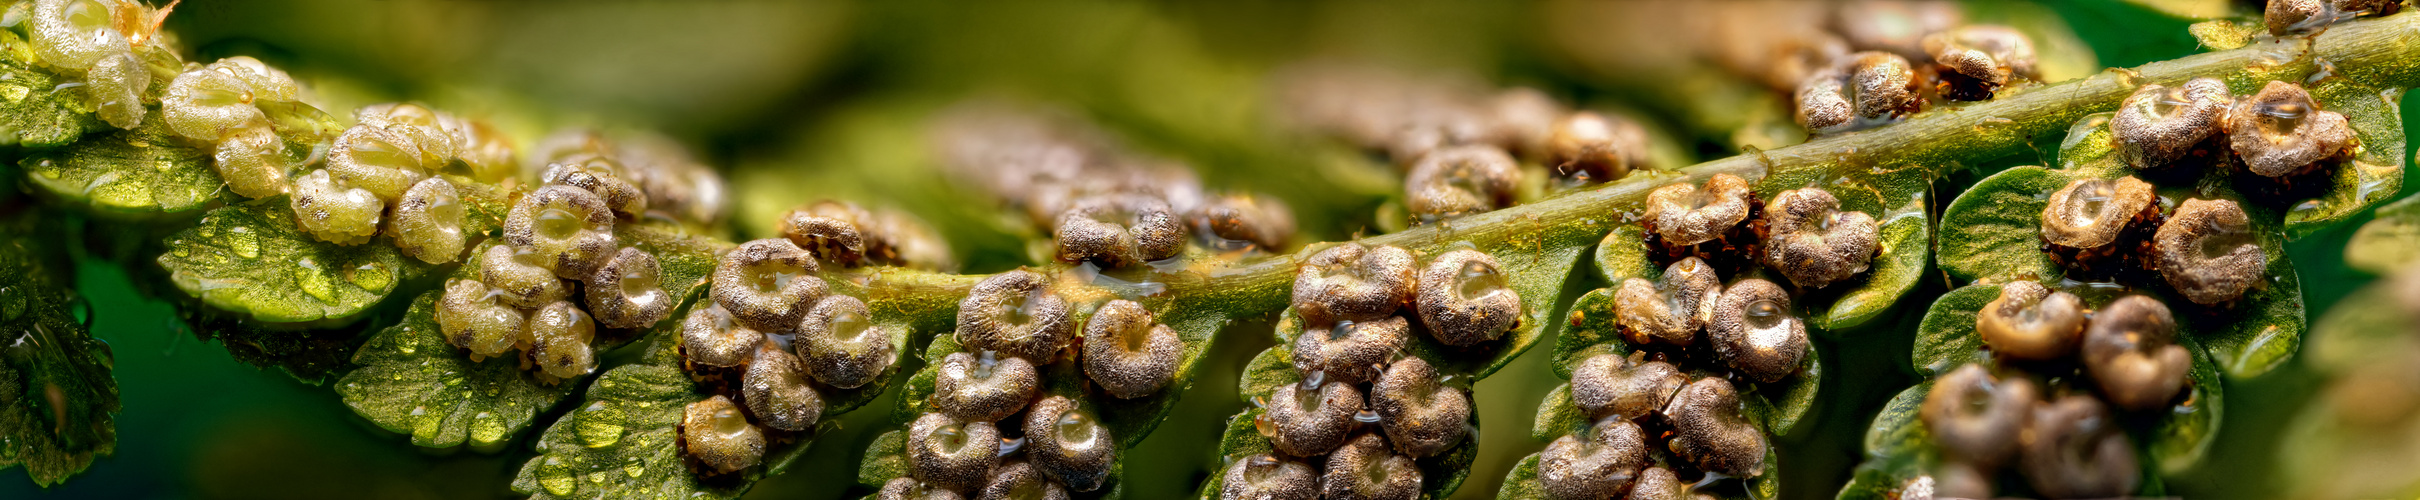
[
  {"xmin": 506, "ymin": 185, "xmax": 620, "ymax": 279},
  {"xmin": 1797, "ymin": 52, "xmax": 1920, "ymax": 132},
  {"xmin": 1291, "ymin": 243, "xmax": 1416, "ymax": 326},
  {"xmin": 1708, "ymin": 279, "xmax": 1807, "ymax": 384},
  {"xmin": 435, "ymin": 278, "xmax": 524, "ymax": 360},
  {"xmin": 909, "ymin": 412, "xmax": 1001, "ymax": 493},
  {"xmin": 1405, "ymin": 145, "xmax": 1521, "ymax": 219},
  {"xmin": 1544, "ymin": 111, "xmax": 1648, "ymax": 185},
  {"xmin": 1613, "ymin": 257, "xmax": 1722, "ymax": 347},
  {"xmin": 712, "ymin": 238, "xmax": 825, "ymax": 332},
  {"xmin": 1569, "ymin": 353, "xmax": 1687, "ymax": 421},
  {"xmin": 1370, "ymin": 357, "xmax": 1469, "ymax": 458},
  {"xmin": 1975, "ymin": 281, "xmax": 2088, "ymax": 361},
  {"xmin": 355, "ymin": 103, "xmax": 459, "ymax": 167},
  {"xmin": 681, "ymin": 395, "xmax": 765, "ymax": 475},
  {"xmin": 2040, "ymin": 176, "xmax": 2161, "ymax": 277},
  {"xmin": 523, "ymin": 301, "xmax": 597, "ymax": 380},
  {"xmin": 1053, "ymin": 193, "xmax": 1187, "ymax": 267},
  {"xmin": 1664, "ymin": 377, "xmax": 1767, "ymax": 477},
  {"xmin": 1922, "ymin": 25, "xmax": 2038, "ymax": 101},
  {"xmin": 1415, "ymin": 248, "xmax": 1521, "ymax": 346},
  {"xmin": 977, "ymin": 460, "xmax": 1070, "ymax": 500},
  {"xmin": 210, "ymin": 122, "xmax": 295, "ymax": 200},
  {"xmin": 2112, "ymin": 77, "xmax": 2231, "ymax": 171},
  {"xmin": 880, "ymin": 477, "xmax": 967, "ymax": 500},
  {"xmin": 780, "ymin": 200, "xmax": 873, "ymax": 266},
  {"xmin": 1624, "ymin": 466, "xmax": 1701, "ymax": 500},
  {"xmin": 1261, "ymin": 380, "xmax": 1362, "ymax": 457},
  {"xmin": 1321, "ymin": 432, "xmax": 1420, "ymax": 500},
  {"xmin": 1536, "ymin": 418, "xmax": 1647, "ymax": 500},
  {"xmin": 2083, "ymin": 296, "xmax": 2191, "ymax": 411},
  {"xmin": 1293, "ymin": 316, "xmax": 1409, "ymax": 384},
  {"xmin": 1025, "ymin": 396, "xmax": 1114, "ymax": 492},
  {"xmin": 2019, "ymin": 396, "xmax": 2139, "ymax": 499},
  {"xmin": 209, "ymin": 56, "xmax": 300, "ymax": 103},
  {"xmin": 1219, "ymin": 454, "xmax": 1317, "ymax": 500},
  {"xmin": 1190, "ymin": 193, "xmax": 1296, "ymax": 252},
  {"xmin": 585, "ymin": 247, "xmax": 673, "ymax": 330},
  {"xmin": 1645, "ymin": 174, "xmax": 1756, "ymax": 247},
  {"xmin": 390, "ymin": 177, "xmax": 467, "ymax": 264},
  {"xmin": 1763, "ymin": 187, "xmax": 1880, "ymax": 289},
  {"xmin": 955, "ymin": 269, "xmax": 1074, "ymax": 361},
  {"xmin": 28, "ymin": 0, "xmax": 134, "ymax": 72},
  {"xmin": 1920, "ymin": 364, "xmax": 2036, "ymax": 467},
  {"xmin": 932, "ymin": 350, "xmax": 1039, "ymax": 423},
  {"xmin": 679, "ymin": 304, "xmax": 765, "ymax": 369},
  {"xmin": 481, "ymin": 244, "xmax": 571, "ymax": 309},
  {"xmin": 326, "ymin": 125, "xmax": 431, "ymax": 202},
  {"xmin": 2154, "ymin": 198, "xmax": 2263, "ymax": 306},
  {"xmin": 796, "ymin": 295, "xmax": 894, "ymax": 389},
  {"xmin": 742, "ymin": 342, "xmax": 824, "ymax": 432},
  {"xmin": 1081, "ymin": 299, "xmax": 1181, "ymax": 399},
  {"xmin": 541, "ymin": 157, "xmax": 648, "ymax": 218},
  {"xmin": 2231, "ymin": 80, "xmax": 2354, "ymax": 178},
  {"xmin": 290, "ymin": 169, "xmax": 384, "ymax": 246},
  {"xmin": 163, "ymin": 66, "xmax": 264, "ymax": 141}
]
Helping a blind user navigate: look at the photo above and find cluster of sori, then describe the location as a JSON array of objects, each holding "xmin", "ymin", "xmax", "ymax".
[
  {"xmin": 17, "ymin": 0, "xmax": 175, "ymax": 129},
  {"xmin": 158, "ymin": 55, "xmax": 328, "ymax": 199},
  {"xmin": 934, "ymin": 104, "xmax": 1295, "ymax": 255},
  {"xmin": 2106, "ymin": 76, "xmax": 2358, "ymax": 210},
  {"xmin": 1275, "ymin": 65, "xmax": 1655, "ymax": 212},
  {"xmin": 877, "ymin": 269, "xmax": 1184, "ymax": 499},
  {"xmin": 1525, "ymin": 175, "xmax": 1880, "ymax": 500},
  {"xmin": 1917, "ymin": 284, "xmax": 2194, "ymax": 499},
  {"xmin": 286, "ymin": 103, "xmax": 494, "ymax": 255},
  {"xmin": 1722, "ymin": 1, "xmax": 2041, "ymax": 133},
  {"xmin": 433, "ymin": 142, "xmax": 691, "ymax": 383},
  {"xmin": 1219, "ymin": 242, "xmax": 1519, "ymax": 500},
  {"xmin": 778, "ymin": 200, "xmax": 955, "ymax": 271},
  {"xmin": 1638, "ymin": 173, "xmax": 1879, "ymax": 289},
  {"xmin": 673, "ymin": 230, "xmax": 905, "ymax": 476},
  {"xmin": 2041, "ymin": 75, "xmax": 2353, "ymax": 307},
  {"xmin": 524, "ymin": 129, "xmax": 729, "ymax": 229},
  {"xmin": 2265, "ymin": 0, "xmax": 2401, "ymax": 36}
]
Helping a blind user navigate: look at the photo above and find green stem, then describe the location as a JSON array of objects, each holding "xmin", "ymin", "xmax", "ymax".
[{"xmin": 862, "ymin": 11, "xmax": 2420, "ymax": 329}]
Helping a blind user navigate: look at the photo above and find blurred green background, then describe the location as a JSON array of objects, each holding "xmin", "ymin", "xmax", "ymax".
[{"xmin": 0, "ymin": 1, "xmax": 2404, "ymax": 499}]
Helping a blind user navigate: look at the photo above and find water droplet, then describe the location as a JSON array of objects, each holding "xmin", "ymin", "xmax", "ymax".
[
  {"xmin": 293, "ymin": 256, "xmax": 338, "ymax": 305},
  {"xmin": 470, "ymin": 411, "xmax": 506, "ymax": 444},
  {"xmin": 577, "ymin": 403, "xmax": 625, "ymax": 448},
  {"xmin": 226, "ymin": 226, "xmax": 260, "ymax": 259},
  {"xmin": 348, "ymin": 260, "xmax": 393, "ymax": 292}
]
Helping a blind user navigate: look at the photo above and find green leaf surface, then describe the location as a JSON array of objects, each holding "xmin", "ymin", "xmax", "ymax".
[
  {"xmin": 0, "ymin": 234, "xmax": 118, "ymax": 487},
  {"xmin": 1833, "ymin": 383, "xmax": 1935, "ymax": 500},
  {"xmin": 0, "ymin": 30, "xmax": 91, "ymax": 148},
  {"xmin": 2345, "ymin": 192, "xmax": 2420, "ymax": 274},
  {"xmin": 509, "ymin": 363, "xmax": 720, "ymax": 499},
  {"xmin": 1934, "ymin": 166, "xmax": 2068, "ymax": 285},
  {"xmin": 335, "ymin": 292, "xmax": 581, "ymax": 451},
  {"xmin": 1529, "ymin": 383, "xmax": 1581, "ymax": 442},
  {"xmin": 1908, "ymin": 285, "xmax": 2002, "ymax": 379},
  {"xmin": 155, "ymin": 197, "xmax": 402, "ymax": 325},
  {"xmin": 20, "ymin": 116, "xmax": 219, "ymax": 216},
  {"xmin": 2283, "ymin": 77, "xmax": 2405, "ymax": 239},
  {"xmin": 2152, "ymin": 336, "xmax": 2224, "ymax": 475}
]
